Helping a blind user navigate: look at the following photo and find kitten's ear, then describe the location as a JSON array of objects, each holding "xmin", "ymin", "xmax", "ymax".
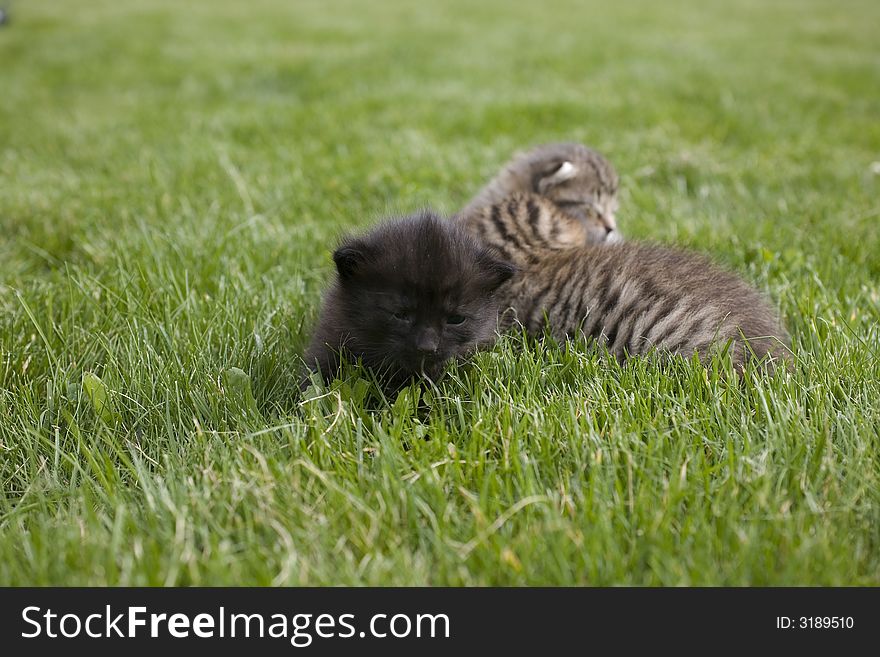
[
  {"xmin": 478, "ymin": 253, "xmax": 517, "ymax": 290},
  {"xmin": 333, "ymin": 241, "xmax": 371, "ymax": 280},
  {"xmin": 536, "ymin": 160, "xmax": 577, "ymax": 193}
]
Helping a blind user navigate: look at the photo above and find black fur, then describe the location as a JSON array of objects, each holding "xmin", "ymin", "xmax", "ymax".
[{"xmin": 304, "ymin": 211, "xmax": 515, "ymax": 390}]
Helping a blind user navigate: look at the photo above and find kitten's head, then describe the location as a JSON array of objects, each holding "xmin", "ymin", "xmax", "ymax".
[
  {"xmin": 483, "ymin": 143, "xmax": 621, "ymax": 244},
  {"xmin": 530, "ymin": 144, "xmax": 620, "ymax": 244},
  {"xmin": 332, "ymin": 211, "xmax": 515, "ymax": 386}
]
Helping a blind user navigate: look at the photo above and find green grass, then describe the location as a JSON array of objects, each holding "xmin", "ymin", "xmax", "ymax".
[{"xmin": 1, "ymin": 0, "xmax": 879, "ymax": 585}]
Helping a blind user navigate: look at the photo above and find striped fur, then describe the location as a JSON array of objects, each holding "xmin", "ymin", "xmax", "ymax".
[
  {"xmin": 465, "ymin": 195, "xmax": 790, "ymax": 369},
  {"xmin": 458, "ymin": 142, "xmax": 621, "ymax": 245},
  {"xmin": 458, "ymin": 193, "xmax": 590, "ymax": 267}
]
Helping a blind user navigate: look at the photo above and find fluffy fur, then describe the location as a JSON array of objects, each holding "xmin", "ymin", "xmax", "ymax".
[
  {"xmin": 458, "ymin": 193, "xmax": 593, "ymax": 266},
  {"xmin": 458, "ymin": 142, "xmax": 621, "ymax": 245},
  {"xmin": 473, "ymin": 195, "xmax": 790, "ymax": 370},
  {"xmin": 304, "ymin": 211, "xmax": 515, "ymax": 389}
]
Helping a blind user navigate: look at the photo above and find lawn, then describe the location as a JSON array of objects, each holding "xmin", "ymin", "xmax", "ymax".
[{"xmin": 1, "ymin": 0, "xmax": 878, "ymax": 585}]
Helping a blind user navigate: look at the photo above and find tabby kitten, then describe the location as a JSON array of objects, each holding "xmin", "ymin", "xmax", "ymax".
[
  {"xmin": 459, "ymin": 142, "xmax": 621, "ymax": 245},
  {"xmin": 467, "ymin": 195, "xmax": 790, "ymax": 369},
  {"xmin": 303, "ymin": 211, "xmax": 515, "ymax": 390}
]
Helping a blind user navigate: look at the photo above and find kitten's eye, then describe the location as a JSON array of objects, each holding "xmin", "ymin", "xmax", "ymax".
[
  {"xmin": 392, "ymin": 311, "xmax": 410, "ymax": 322},
  {"xmin": 446, "ymin": 314, "xmax": 467, "ymax": 325}
]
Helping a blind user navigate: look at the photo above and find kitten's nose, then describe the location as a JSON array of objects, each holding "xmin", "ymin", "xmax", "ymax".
[{"xmin": 416, "ymin": 328, "xmax": 440, "ymax": 354}]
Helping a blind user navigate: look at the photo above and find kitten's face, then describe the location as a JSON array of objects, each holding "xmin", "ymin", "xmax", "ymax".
[
  {"xmin": 348, "ymin": 287, "xmax": 493, "ymax": 382},
  {"xmin": 333, "ymin": 213, "xmax": 514, "ymax": 386},
  {"xmin": 552, "ymin": 190, "xmax": 621, "ymax": 244},
  {"xmin": 534, "ymin": 158, "xmax": 621, "ymax": 244}
]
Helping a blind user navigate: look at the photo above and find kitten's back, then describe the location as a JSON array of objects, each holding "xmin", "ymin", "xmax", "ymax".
[
  {"xmin": 503, "ymin": 240, "xmax": 790, "ymax": 369},
  {"xmin": 467, "ymin": 196, "xmax": 790, "ymax": 369},
  {"xmin": 458, "ymin": 193, "xmax": 592, "ymax": 266}
]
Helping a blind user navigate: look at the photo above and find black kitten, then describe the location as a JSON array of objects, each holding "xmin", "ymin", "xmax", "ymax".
[{"xmin": 303, "ymin": 210, "xmax": 516, "ymax": 390}]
